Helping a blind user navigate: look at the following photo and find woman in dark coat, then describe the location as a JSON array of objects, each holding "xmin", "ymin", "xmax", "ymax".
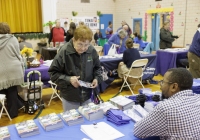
[
  {"xmin": 160, "ymin": 21, "xmax": 181, "ymax": 49},
  {"xmin": 65, "ymin": 22, "xmax": 76, "ymax": 42}
]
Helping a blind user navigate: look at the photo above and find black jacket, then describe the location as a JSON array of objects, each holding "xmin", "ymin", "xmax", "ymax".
[
  {"xmin": 159, "ymin": 28, "xmax": 178, "ymax": 49},
  {"xmin": 94, "ymin": 32, "xmax": 102, "ymax": 41},
  {"xmin": 65, "ymin": 30, "xmax": 73, "ymax": 42},
  {"xmin": 48, "ymin": 40, "xmax": 103, "ymax": 103}
]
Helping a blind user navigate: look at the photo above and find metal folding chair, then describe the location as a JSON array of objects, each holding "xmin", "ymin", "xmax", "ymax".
[
  {"xmin": 0, "ymin": 94, "xmax": 12, "ymax": 121},
  {"xmin": 48, "ymin": 81, "xmax": 62, "ymax": 106},
  {"xmin": 119, "ymin": 59, "xmax": 148, "ymax": 95}
]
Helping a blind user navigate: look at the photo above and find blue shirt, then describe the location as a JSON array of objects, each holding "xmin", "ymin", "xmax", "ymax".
[
  {"xmin": 123, "ymin": 48, "xmax": 141, "ymax": 68},
  {"xmin": 189, "ymin": 30, "xmax": 200, "ymax": 56},
  {"xmin": 108, "ymin": 33, "xmax": 128, "ymax": 53},
  {"xmin": 134, "ymin": 37, "xmax": 146, "ymax": 50},
  {"xmin": 106, "ymin": 27, "xmax": 112, "ymax": 33}
]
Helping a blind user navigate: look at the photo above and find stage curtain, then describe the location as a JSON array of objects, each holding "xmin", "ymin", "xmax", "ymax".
[{"xmin": 0, "ymin": 0, "xmax": 42, "ymax": 33}]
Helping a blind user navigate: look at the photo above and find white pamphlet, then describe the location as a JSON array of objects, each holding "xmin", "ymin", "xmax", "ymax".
[
  {"xmin": 79, "ymin": 80, "xmax": 92, "ymax": 88},
  {"xmin": 81, "ymin": 122, "xmax": 124, "ymax": 140}
]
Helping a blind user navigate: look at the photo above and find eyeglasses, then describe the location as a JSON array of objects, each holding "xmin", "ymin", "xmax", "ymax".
[
  {"xmin": 76, "ymin": 43, "xmax": 90, "ymax": 49},
  {"xmin": 160, "ymin": 80, "xmax": 173, "ymax": 85}
]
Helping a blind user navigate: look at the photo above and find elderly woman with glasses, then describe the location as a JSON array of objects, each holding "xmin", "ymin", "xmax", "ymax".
[
  {"xmin": 108, "ymin": 29, "xmax": 128, "ymax": 54},
  {"xmin": 48, "ymin": 25, "xmax": 103, "ymax": 111}
]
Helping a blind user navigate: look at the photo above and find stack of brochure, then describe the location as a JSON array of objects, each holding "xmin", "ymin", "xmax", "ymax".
[
  {"xmin": 123, "ymin": 105, "xmax": 149, "ymax": 122},
  {"xmin": 81, "ymin": 122, "xmax": 124, "ymax": 140},
  {"xmin": 38, "ymin": 113, "xmax": 64, "ymax": 131},
  {"xmin": 144, "ymin": 101, "xmax": 160, "ymax": 113},
  {"xmin": 106, "ymin": 109, "xmax": 131, "ymax": 126},
  {"xmin": 109, "ymin": 95, "xmax": 135, "ymax": 110},
  {"xmin": 78, "ymin": 103, "xmax": 104, "ymax": 121},
  {"xmin": 192, "ymin": 79, "xmax": 200, "ymax": 94},
  {"xmin": 99, "ymin": 102, "xmax": 118, "ymax": 114},
  {"xmin": 60, "ymin": 109, "xmax": 84, "ymax": 126},
  {"xmin": 15, "ymin": 120, "xmax": 40, "ymax": 138},
  {"xmin": 0, "ymin": 126, "xmax": 10, "ymax": 140}
]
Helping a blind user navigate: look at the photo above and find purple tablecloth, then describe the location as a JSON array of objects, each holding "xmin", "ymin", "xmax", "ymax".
[
  {"xmin": 99, "ymin": 54, "xmax": 157, "ymax": 93},
  {"xmin": 25, "ymin": 64, "xmax": 50, "ymax": 86},
  {"xmin": 155, "ymin": 50, "xmax": 188, "ymax": 76}
]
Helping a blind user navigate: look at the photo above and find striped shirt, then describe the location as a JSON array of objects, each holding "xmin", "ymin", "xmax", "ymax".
[{"xmin": 134, "ymin": 90, "xmax": 200, "ymax": 140}]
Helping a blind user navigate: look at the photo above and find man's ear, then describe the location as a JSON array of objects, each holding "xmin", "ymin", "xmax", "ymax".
[{"xmin": 171, "ymin": 83, "xmax": 179, "ymax": 93}]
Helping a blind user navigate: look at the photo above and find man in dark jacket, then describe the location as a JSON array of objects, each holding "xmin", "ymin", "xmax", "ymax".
[
  {"xmin": 160, "ymin": 21, "xmax": 180, "ymax": 49},
  {"xmin": 48, "ymin": 25, "xmax": 103, "ymax": 111}
]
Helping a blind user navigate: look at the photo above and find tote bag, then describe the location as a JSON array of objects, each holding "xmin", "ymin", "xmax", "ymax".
[{"xmin": 108, "ymin": 44, "xmax": 117, "ymax": 56}]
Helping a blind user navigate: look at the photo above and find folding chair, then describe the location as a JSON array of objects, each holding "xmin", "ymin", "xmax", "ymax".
[
  {"xmin": 0, "ymin": 94, "xmax": 12, "ymax": 121},
  {"xmin": 94, "ymin": 46, "xmax": 103, "ymax": 56},
  {"xmin": 119, "ymin": 59, "xmax": 148, "ymax": 95},
  {"xmin": 48, "ymin": 81, "xmax": 62, "ymax": 106},
  {"xmin": 133, "ymin": 43, "xmax": 140, "ymax": 49}
]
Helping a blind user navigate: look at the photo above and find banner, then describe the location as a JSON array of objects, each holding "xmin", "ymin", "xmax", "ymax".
[{"xmin": 71, "ymin": 16, "xmax": 99, "ymax": 30}]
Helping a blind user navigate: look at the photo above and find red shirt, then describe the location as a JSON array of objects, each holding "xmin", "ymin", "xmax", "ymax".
[{"xmin": 52, "ymin": 27, "xmax": 64, "ymax": 45}]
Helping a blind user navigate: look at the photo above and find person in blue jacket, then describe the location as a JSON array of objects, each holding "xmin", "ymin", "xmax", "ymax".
[
  {"xmin": 108, "ymin": 29, "xmax": 128, "ymax": 53},
  {"xmin": 188, "ymin": 24, "xmax": 200, "ymax": 78},
  {"xmin": 133, "ymin": 32, "xmax": 145, "ymax": 51}
]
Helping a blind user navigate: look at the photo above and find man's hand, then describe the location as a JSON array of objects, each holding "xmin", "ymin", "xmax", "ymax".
[
  {"xmin": 70, "ymin": 76, "xmax": 80, "ymax": 88},
  {"xmin": 91, "ymin": 79, "xmax": 98, "ymax": 88}
]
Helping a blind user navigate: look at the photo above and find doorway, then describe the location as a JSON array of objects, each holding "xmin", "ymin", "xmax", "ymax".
[
  {"xmin": 151, "ymin": 13, "xmax": 160, "ymax": 50},
  {"xmin": 99, "ymin": 14, "xmax": 113, "ymax": 38}
]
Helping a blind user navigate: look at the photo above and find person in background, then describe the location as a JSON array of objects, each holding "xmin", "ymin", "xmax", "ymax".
[
  {"xmin": 48, "ymin": 25, "xmax": 103, "ymax": 111},
  {"xmin": 117, "ymin": 38, "xmax": 141, "ymax": 78},
  {"xmin": 133, "ymin": 32, "xmax": 146, "ymax": 51},
  {"xmin": 63, "ymin": 21, "xmax": 68, "ymax": 33},
  {"xmin": 105, "ymin": 21, "xmax": 113, "ymax": 39},
  {"xmin": 160, "ymin": 21, "xmax": 181, "ymax": 49},
  {"xmin": 18, "ymin": 35, "xmax": 33, "ymax": 51},
  {"xmin": 188, "ymin": 24, "xmax": 200, "ymax": 78},
  {"xmin": 79, "ymin": 21, "xmax": 84, "ymax": 26},
  {"xmin": 48, "ymin": 19, "xmax": 65, "ymax": 46},
  {"xmin": 134, "ymin": 68, "xmax": 200, "ymax": 139},
  {"xmin": 108, "ymin": 29, "xmax": 128, "ymax": 53},
  {"xmin": 65, "ymin": 22, "xmax": 76, "ymax": 42},
  {"xmin": 94, "ymin": 29, "xmax": 102, "ymax": 45},
  {"xmin": 0, "ymin": 22, "xmax": 24, "ymax": 119},
  {"xmin": 117, "ymin": 23, "xmax": 132, "ymax": 37}
]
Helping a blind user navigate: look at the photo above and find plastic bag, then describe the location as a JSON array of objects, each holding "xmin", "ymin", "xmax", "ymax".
[{"xmin": 108, "ymin": 44, "xmax": 117, "ymax": 56}]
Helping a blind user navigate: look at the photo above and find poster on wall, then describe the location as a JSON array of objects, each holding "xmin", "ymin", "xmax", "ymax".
[
  {"xmin": 71, "ymin": 16, "xmax": 99, "ymax": 30},
  {"xmin": 60, "ymin": 18, "xmax": 69, "ymax": 27}
]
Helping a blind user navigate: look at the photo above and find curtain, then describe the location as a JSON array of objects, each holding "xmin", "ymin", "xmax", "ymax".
[{"xmin": 0, "ymin": 0, "xmax": 42, "ymax": 33}]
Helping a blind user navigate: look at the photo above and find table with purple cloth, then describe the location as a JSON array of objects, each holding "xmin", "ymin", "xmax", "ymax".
[
  {"xmin": 6, "ymin": 114, "xmax": 159, "ymax": 140},
  {"xmin": 99, "ymin": 54, "xmax": 157, "ymax": 93},
  {"xmin": 155, "ymin": 49, "xmax": 188, "ymax": 76},
  {"xmin": 25, "ymin": 64, "xmax": 50, "ymax": 86}
]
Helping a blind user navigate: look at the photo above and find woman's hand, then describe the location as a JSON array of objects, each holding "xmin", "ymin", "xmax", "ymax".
[
  {"xmin": 70, "ymin": 76, "xmax": 80, "ymax": 88},
  {"xmin": 91, "ymin": 79, "xmax": 98, "ymax": 88}
]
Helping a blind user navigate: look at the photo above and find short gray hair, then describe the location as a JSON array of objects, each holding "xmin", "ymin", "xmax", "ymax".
[{"xmin": 118, "ymin": 29, "xmax": 127, "ymax": 37}]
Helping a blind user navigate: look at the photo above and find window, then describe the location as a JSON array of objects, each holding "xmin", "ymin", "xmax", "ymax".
[{"xmin": 81, "ymin": 0, "xmax": 90, "ymax": 3}]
